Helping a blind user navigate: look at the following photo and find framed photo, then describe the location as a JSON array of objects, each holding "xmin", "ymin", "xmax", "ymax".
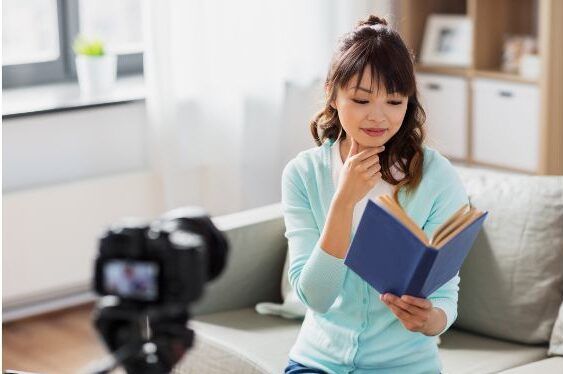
[{"xmin": 421, "ymin": 15, "xmax": 473, "ymax": 67}]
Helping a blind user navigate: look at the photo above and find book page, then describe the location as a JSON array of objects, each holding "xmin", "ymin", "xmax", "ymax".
[
  {"xmin": 429, "ymin": 204, "xmax": 470, "ymax": 247},
  {"xmin": 434, "ymin": 210, "xmax": 484, "ymax": 249},
  {"xmin": 374, "ymin": 194, "xmax": 485, "ymax": 251},
  {"xmin": 376, "ymin": 195, "xmax": 429, "ymax": 245}
]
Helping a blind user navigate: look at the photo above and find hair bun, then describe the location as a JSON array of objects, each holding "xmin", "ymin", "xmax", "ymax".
[{"xmin": 357, "ymin": 15, "xmax": 388, "ymax": 27}]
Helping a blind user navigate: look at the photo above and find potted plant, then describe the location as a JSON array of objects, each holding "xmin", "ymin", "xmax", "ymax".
[{"xmin": 73, "ymin": 35, "xmax": 117, "ymax": 96}]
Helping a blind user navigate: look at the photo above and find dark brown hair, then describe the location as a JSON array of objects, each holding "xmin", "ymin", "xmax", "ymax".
[{"xmin": 310, "ymin": 15, "xmax": 426, "ymax": 203}]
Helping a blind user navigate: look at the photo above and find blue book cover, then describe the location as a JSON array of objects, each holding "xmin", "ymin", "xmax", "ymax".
[{"xmin": 344, "ymin": 199, "xmax": 488, "ymax": 298}]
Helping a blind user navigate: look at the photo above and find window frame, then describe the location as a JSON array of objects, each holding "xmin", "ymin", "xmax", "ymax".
[{"xmin": 2, "ymin": 0, "xmax": 143, "ymax": 89}]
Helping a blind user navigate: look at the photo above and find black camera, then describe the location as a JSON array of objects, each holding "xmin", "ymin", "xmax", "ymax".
[{"xmin": 89, "ymin": 206, "xmax": 229, "ymax": 374}]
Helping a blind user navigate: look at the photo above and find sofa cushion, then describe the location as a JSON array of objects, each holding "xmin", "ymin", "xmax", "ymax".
[
  {"xmin": 439, "ymin": 328, "xmax": 548, "ymax": 374},
  {"xmin": 498, "ymin": 357, "xmax": 563, "ymax": 373},
  {"xmin": 255, "ymin": 248, "xmax": 307, "ymax": 319},
  {"xmin": 174, "ymin": 308, "xmax": 301, "ymax": 374},
  {"xmin": 452, "ymin": 166, "xmax": 563, "ymax": 344},
  {"xmin": 191, "ymin": 204, "xmax": 287, "ymax": 317},
  {"xmin": 173, "ymin": 308, "xmax": 548, "ymax": 374},
  {"xmin": 172, "ymin": 336, "xmax": 265, "ymax": 374}
]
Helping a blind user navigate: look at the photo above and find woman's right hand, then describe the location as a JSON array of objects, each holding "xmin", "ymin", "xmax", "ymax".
[{"xmin": 335, "ymin": 137, "xmax": 385, "ymax": 208}]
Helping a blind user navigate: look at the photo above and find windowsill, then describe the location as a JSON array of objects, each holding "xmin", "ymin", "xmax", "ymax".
[{"xmin": 2, "ymin": 74, "xmax": 145, "ymax": 119}]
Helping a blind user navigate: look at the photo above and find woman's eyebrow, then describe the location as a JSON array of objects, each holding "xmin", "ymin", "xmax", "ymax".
[
  {"xmin": 349, "ymin": 86, "xmax": 372, "ymax": 93},
  {"xmin": 349, "ymin": 86, "xmax": 403, "ymax": 97}
]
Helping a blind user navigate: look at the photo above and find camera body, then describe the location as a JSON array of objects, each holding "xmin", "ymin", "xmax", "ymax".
[{"xmin": 94, "ymin": 223, "xmax": 204, "ymax": 306}]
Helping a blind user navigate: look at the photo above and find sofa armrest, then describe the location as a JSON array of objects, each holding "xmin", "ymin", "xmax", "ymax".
[{"xmin": 191, "ymin": 203, "xmax": 287, "ymax": 316}]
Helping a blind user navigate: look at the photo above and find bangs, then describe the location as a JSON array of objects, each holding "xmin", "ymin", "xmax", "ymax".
[{"xmin": 333, "ymin": 36, "xmax": 415, "ymax": 97}]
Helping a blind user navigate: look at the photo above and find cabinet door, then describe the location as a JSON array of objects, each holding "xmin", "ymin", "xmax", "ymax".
[
  {"xmin": 417, "ymin": 73, "xmax": 468, "ymax": 160},
  {"xmin": 472, "ymin": 79, "xmax": 539, "ymax": 172}
]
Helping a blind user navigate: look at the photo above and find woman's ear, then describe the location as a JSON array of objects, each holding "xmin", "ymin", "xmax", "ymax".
[{"xmin": 325, "ymin": 84, "xmax": 337, "ymax": 110}]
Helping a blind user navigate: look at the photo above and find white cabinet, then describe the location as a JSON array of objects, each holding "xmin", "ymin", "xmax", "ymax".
[
  {"xmin": 417, "ymin": 73, "xmax": 468, "ymax": 160},
  {"xmin": 472, "ymin": 79, "xmax": 539, "ymax": 172}
]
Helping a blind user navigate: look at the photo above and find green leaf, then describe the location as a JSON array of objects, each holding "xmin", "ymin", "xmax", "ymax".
[{"xmin": 73, "ymin": 35, "xmax": 106, "ymax": 56}]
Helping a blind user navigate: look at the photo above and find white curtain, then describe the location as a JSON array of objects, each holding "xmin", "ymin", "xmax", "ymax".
[{"xmin": 143, "ymin": 0, "xmax": 393, "ymax": 215}]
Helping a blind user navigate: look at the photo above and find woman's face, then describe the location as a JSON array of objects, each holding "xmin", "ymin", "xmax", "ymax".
[{"xmin": 331, "ymin": 69, "xmax": 408, "ymax": 150}]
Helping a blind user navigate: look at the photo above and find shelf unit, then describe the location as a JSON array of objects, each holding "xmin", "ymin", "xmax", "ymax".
[{"xmin": 398, "ymin": 0, "xmax": 563, "ymax": 175}]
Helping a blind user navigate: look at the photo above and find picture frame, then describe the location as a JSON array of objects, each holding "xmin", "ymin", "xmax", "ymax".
[{"xmin": 420, "ymin": 14, "xmax": 473, "ymax": 67}]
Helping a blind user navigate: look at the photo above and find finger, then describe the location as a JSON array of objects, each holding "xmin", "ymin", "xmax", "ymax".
[
  {"xmin": 384, "ymin": 294, "xmax": 428, "ymax": 318},
  {"xmin": 386, "ymin": 302, "xmax": 419, "ymax": 324},
  {"xmin": 357, "ymin": 145, "xmax": 385, "ymax": 161},
  {"xmin": 349, "ymin": 137, "xmax": 358, "ymax": 157},
  {"xmin": 383, "ymin": 300, "xmax": 426, "ymax": 328},
  {"xmin": 362, "ymin": 155, "xmax": 381, "ymax": 171},
  {"xmin": 401, "ymin": 295, "xmax": 433, "ymax": 310},
  {"xmin": 393, "ymin": 300, "xmax": 428, "ymax": 318},
  {"xmin": 389, "ymin": 306, "xmax": 425, "ymax": 332},
  {"xmin": 362, "ymin": 166, "xmax": 381, "ymax": 181}
]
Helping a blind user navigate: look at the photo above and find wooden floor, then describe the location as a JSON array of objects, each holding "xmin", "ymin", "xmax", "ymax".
[{"xmin": 2, "ymin": 303, "xmax": 108, "ymax": 374}]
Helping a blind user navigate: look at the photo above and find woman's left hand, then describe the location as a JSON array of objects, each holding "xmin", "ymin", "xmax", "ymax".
[{"xmin": 380, "ymin": 293, "xmax": 445, "ymax": 335}]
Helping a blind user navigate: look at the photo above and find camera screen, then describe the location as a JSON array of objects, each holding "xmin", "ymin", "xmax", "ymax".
[{"xmin": 103, "ymin": 260, "xmax": 159, "ymax": 301}]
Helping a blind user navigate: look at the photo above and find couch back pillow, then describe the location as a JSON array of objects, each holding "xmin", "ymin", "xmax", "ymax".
[{"xmin": 453, "ymin": 166, "xmax": 563, "ymax": 344}]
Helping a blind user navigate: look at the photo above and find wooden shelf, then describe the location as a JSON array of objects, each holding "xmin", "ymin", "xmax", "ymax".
[
  {"xmin": 472, "ymin": 69, "xmax": 538, "ymax": 84},
  {"xmin": 399, "ymin": 0, "xmax": 562, "ymax": 175},
  {"xmin": 415, "ymin": 65, "xmax": 470, "ymax": 78},
  {"xmin": 399, "ymin": 0, "xmax": 468, "ymax": 62},
  {"xmin": 472, "ymin": 0, "xmax": 539, "ymax": 72},
  {"xmin": 416, "ymin": 65, "xmax": 538, "ymax": 84}
]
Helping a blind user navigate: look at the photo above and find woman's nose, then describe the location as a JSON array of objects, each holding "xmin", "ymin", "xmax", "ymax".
[{"xmin": 367, "ymin": 104, "xmax": 385, "ymax": 122}]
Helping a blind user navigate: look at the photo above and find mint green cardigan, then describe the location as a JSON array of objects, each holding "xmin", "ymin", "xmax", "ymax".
[{"xmin": 282, "ymin": 138, "xmax": 469, "ymax": 373}]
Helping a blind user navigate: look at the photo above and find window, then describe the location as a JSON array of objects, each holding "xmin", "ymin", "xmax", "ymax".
[
  {"xmin": 78, "ymin": 0, "xmax": 144, "ymax": 55},
  {"xmin": 3, "ymin": 0, "xmax": 61, "ymax": 66},
  {"xmin": 2, "ymin": 0, "xmax": 144, "ymax": 89}
]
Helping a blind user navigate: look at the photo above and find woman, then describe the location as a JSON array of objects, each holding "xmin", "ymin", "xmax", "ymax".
[{"xmin": 282, "ymin": 14, "xmax": 468, "ymax": 374}]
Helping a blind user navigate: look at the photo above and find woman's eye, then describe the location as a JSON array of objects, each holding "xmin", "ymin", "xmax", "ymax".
[
  {"xmin": 388, "ymin": 100, "xmax": 403, "ymax": 105},
  {"xmin": 352, "ymin": 99, "xmax": 369, "ymax": 104}
]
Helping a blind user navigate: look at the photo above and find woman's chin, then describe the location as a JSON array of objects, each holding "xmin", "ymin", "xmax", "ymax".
[{"xmin": 358, "ymin": 134, "xmax": 386, "ymax": 147}]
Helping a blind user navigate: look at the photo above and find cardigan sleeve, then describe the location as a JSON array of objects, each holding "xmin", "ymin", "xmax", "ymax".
[
  {"xmin": 421, "ymin": 168, "xmax": 470, "ymax": 336},
  {"xmin": 281, "ymin": 159, "xmax": 347, "ymax": 314}
]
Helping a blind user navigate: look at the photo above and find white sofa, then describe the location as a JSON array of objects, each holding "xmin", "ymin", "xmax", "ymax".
[{"xmin": 173, "ymin": 165, "xmax": 563, "ymax": 374}]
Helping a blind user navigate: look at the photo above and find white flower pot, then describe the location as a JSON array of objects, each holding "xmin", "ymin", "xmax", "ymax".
[{"xmin": 75, "ymin": 54, "xmax": 117, "ymax": 96}]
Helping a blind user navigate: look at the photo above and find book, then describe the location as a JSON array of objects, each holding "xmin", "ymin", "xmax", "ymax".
[{"xmin": 344, "ymin": 195, "xmax": 488, "ymax": 298}]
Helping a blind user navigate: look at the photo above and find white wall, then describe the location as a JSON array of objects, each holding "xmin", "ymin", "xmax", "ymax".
[
  {"xmin": 3, "ymin": 171, "xmax": 164, "ymax": 305},
  {"xmin": 2, "ymin": 102, "xmax": 165, "ymax": 319},
  {"xmin": 3, "ymin": 102, "xmax": 149, "ymax": 191}
]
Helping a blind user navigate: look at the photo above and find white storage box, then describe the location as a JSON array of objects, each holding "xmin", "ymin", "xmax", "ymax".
[
  {"xmin": 417, "ymin": 73, "xmax": 468, "ymax": 160},
  {"xmin": 472, "ymin": 78, "xmax": 539, "ymax": 172}
]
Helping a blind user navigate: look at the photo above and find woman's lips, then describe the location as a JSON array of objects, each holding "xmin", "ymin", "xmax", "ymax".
[{"xmin": 362, "ymin": 128, "xmax": 387, "ymax": 137}]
